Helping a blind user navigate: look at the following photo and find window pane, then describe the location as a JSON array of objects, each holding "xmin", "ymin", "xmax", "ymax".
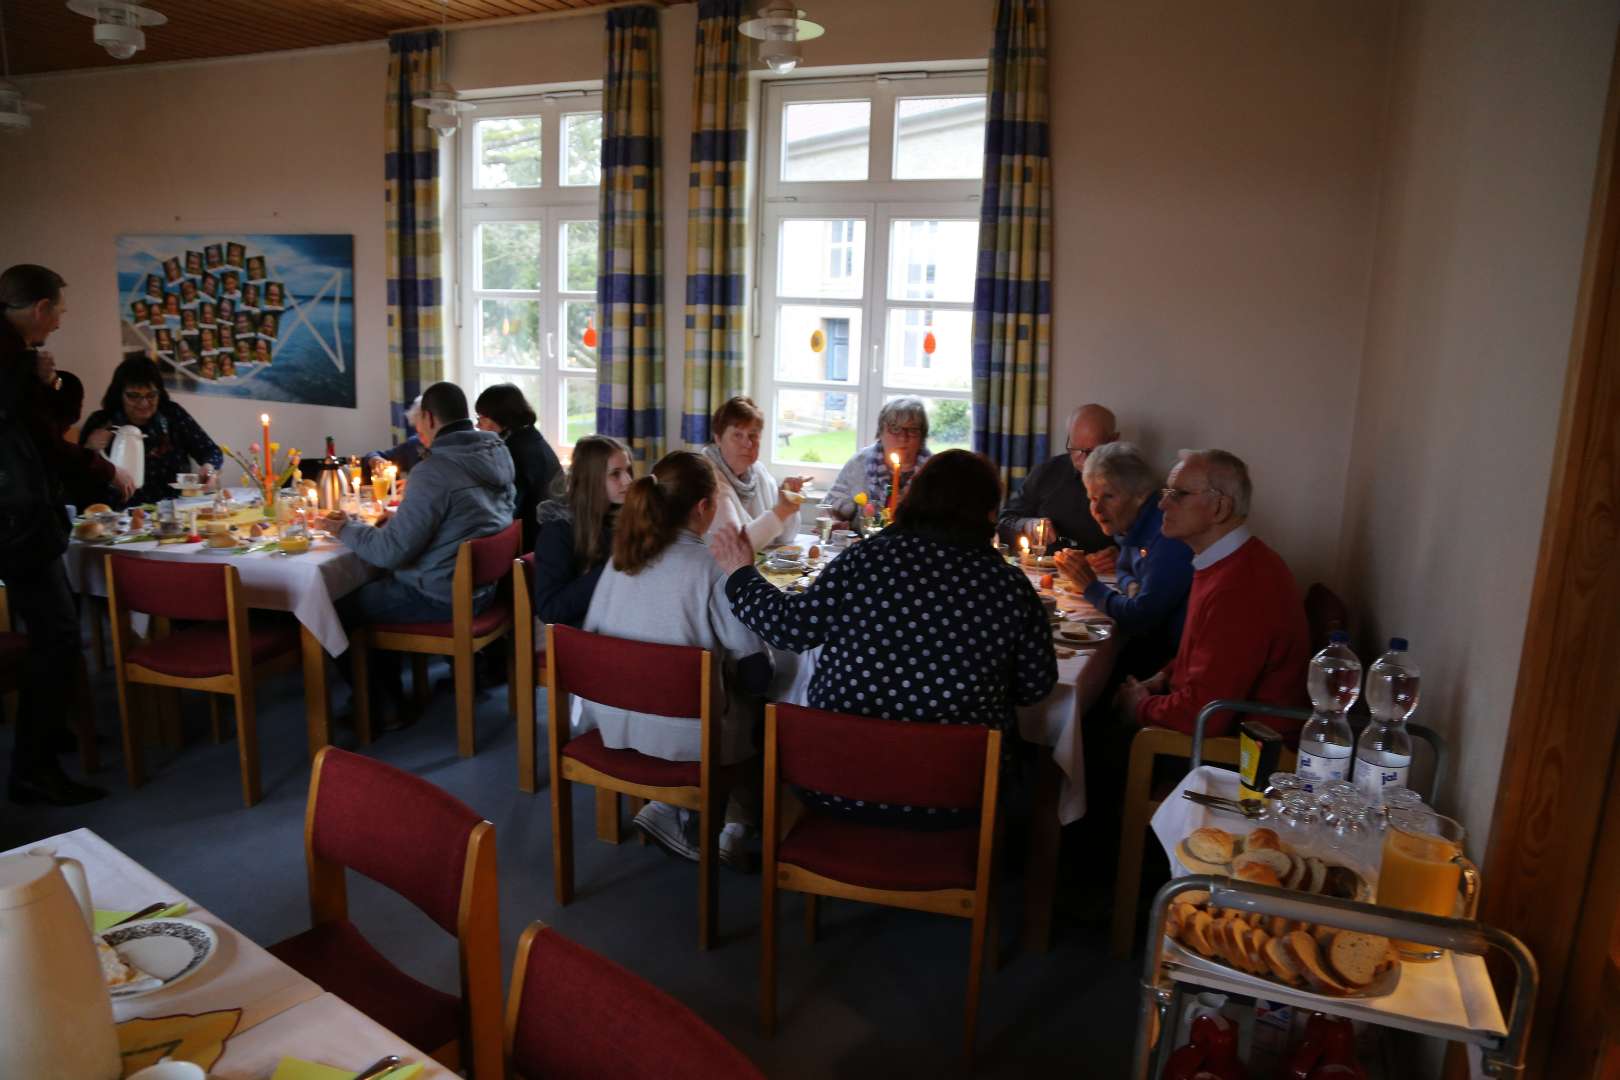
[
  {"xmin": 477, "ymin": 371, "xmax": 544, "ymax": 421},
  {"xmin": 475, "ymin": 117, "xmax": 542, "ymax": 189},
  {"xmin": 479, "ymin": 298, "xmax": 541, "ymax": 368},
  {"xmin": 887, "ymin": 219, "xmax": 977, "ymax": 303},
  {"xmin": 893, "ymin": 95, "xmax": 986, "ymax": 180},
  {"xmin": 478, "ymin": 221, "xmax": 541, "ymax": 291},
  {"xmin": 775, "ymin": 389, "xmax": 859, "ymax": 468},
  {"xmin": 561, "ymin": 220, "xmax": 598, "ymax": 293},
  {"xmin": 563, "ymin": 376, "xmax": 596, "ymax": 445},
  {"xmin": 782, "ymin": 100, "xmax": 870, "ymax": 182},
  {"xmin": 887, "ymin": 393, "xmax": 972, "ymax": 453},
  {"xmin": 778, "ymin": 219, "xmax": 867, "ymax": 300},
  {"xmin": 775, "ymin": 305, "xmax": 861, "ymax": 385},
  {"xmin": 562, "ymin": 299, "xmax": 597, "ymax": 371},
  {"xmin": 562, "ymin": 112, "xmax": 603, "ymax": 186},
  {"xmin": 883, "ymin": 308, "xmax": 972, "ymax": 391}
]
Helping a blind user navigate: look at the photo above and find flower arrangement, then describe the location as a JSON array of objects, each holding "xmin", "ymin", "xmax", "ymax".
[{"xmin": 219, "ymin": 440, "xmax": 302, "ymax": 509}]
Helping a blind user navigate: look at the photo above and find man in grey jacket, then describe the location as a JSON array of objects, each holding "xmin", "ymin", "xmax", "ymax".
[{"xmin": 331, "ymin": 381, "xmax": 516, "ymax": 625}]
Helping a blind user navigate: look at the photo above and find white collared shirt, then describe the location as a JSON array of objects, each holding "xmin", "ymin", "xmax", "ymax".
[{"xmin": 1191, "ymin": 525, "xmax": 1252, "ymax": 571}]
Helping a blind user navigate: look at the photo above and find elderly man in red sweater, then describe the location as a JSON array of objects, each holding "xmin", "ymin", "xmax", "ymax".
[{"xmin": 1114, "ymin": 449, "xmax": 1311, "ymax": 739}]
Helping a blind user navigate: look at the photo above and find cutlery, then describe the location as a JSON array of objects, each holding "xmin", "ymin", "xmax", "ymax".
[
  {"xmin": 1181, "ymin": 790, "xmax": 1264, "ymax": 819},
  {"xmin": 351, "ymin": 1054, "xmax": 402, "ymax": 1080},
  {"xmin": 109, "ymin": 901, "xmax": 171, "ymax": 926}
]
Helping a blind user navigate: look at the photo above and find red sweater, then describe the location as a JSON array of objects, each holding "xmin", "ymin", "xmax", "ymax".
[{"xmin": 1137, "ymin": 535, "xmax": 1311, "ymax": 739}]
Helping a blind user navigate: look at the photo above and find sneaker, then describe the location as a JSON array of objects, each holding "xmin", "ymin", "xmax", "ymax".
[
  {"xmin": 634, "ymin": 802, "xmax": 700, "ymax": 862},
  {"xmin": 720, "ymin": 822, "xmax": 759, "ymax": 873}
]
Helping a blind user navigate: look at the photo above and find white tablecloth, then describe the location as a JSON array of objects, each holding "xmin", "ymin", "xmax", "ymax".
[
  {"xmin": 214, "ymin": 993, "xmax": 451, "ymax": 1079},
  {"xmin": 3, "ymin": 829, "xmax": 322, "ymax": 1035},
  {"xmin": 65, "ymin": 535, "xmax": 376, "ymax": 656}
]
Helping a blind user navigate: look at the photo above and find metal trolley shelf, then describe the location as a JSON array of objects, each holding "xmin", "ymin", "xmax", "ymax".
[{"xmin": 1132, "ymin": 876, "xmax": 1537, "ymax": 1078}]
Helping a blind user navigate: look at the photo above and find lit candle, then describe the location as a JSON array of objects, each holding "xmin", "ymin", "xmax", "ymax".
[
  {"xmin": 1018, "ymin": 535, "xmax": 1030, "ymax": 563},
  {"xmin": 887, "ymin": 451, "xmax": 902, "ymax": 512},
  {"xmin": 384, "ymin": 464, "xmax": 398, "ymax": 501},
  {"xmin": 260, "ymin": 414, "xmax": 271, "ymax": 503}
]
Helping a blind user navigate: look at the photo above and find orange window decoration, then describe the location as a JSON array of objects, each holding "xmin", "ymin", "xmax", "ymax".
[
  {"xmin": 582, "ymin": 317, "xmax": 597, "ymax": 349},
  {"xmin": 810, "ymin": 328, "xmax": 826, "ymax": 354}
]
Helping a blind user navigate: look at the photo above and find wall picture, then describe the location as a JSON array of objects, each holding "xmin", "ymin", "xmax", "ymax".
[{"xmin": 117, "ymin": 233, "xmax": 356, "ymax": 407}]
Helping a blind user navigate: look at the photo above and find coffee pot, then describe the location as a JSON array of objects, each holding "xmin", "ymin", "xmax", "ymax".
[
  {"xmin": 107, "ymin": 424, "xmax": 146, "ymax": 490},
  {"xmin": 314, "ymin": 462, "xmax": 348, "ymax": 511},
  {"xmin": 0, "ymin": 852, "xmax": 121, "ymax": 1080}
]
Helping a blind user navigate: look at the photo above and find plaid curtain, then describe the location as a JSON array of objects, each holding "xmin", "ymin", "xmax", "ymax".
[
  {"xmin": 680, "ymin": 0, "xmax": 749, "ymax": 446},
  {"xmin": 597, "ymin": 5, "xmax": 666, "ymax": 462},
  {"xmin": 971, "ymin": 0, "xmax": 1052, "ymax": 488},
  {"xmin": 385, "ymin": 30, "xmax": 444, "ymax": 444}
]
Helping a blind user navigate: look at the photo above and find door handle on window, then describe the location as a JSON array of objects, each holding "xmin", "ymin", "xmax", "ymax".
[{"xmin": 545, "ymin": 332, "xmax": 556, "ymax": 360}]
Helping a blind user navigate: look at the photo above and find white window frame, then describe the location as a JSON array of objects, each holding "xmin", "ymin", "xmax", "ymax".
[
  {"xmin": 457, "ymin": 92, "xmax": 602, "ymax": 456},
  {"xmin": 754, "ymin": 73, "xmax": 985, "ymax": 484}
]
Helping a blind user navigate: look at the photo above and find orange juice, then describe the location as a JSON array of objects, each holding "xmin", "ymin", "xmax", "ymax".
[
  {"xmin": 372, "ymin": 478, "xmax": 390, "ymax": 503},
  {"xmin": 1378, "ymin": 825, "xmax": 1461, "ymax": 960}
]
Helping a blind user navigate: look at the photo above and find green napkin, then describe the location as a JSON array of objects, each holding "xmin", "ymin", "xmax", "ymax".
[
  {"xmin": 271, "ymin": 1059, "xmax": 422, "ymax": 1080},
  {"xmin": 93, "ymin": 902, "xmax": 189, "ymax": 932}
]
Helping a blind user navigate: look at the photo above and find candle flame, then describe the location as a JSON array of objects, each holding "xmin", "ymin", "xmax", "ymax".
[
  {"xmin": 889, "ymin": 452, "xmax": 900, "ymax": 467},
  {"xmin": 1019, "ymin": 536, "xmax": 1030, "ymax": 553},
  {"xmin": 260, "ymin": 414, "xmax": 269, "ymax": 424}
]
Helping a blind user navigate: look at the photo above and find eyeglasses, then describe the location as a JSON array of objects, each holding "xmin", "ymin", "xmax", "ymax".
[
  {"xmin": 885, "ymin": 425, "xmax": 924, "ymax": 439},
  {"xmin": 1160, "ymin": 486, "xmax": 1225, "ymax": 504},
  {"xmin": 123, "ymin": 390, "xmax": 160, "ymax": 404},
  {"xmin": 1065, "ymin": 444, "xmax": 1097, "ymax": 458}
]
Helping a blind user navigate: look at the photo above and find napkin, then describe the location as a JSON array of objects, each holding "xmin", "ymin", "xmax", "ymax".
[
  {"xmin": 271, "ymin": 1059, "xmax": 423, "ymax": 1080},
  {"xmin": 118, "ymin": 1008, "xmax": 242, "ymax": 1075},
  {"xmin": 95, "ymin": 902, "xmax": 190, "ymax": 932}
]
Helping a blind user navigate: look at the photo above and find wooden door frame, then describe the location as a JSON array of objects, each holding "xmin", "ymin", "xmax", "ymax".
[{"xmin": 1468, "ymin": 23, "xmax": 1620, "ymax": 1080}]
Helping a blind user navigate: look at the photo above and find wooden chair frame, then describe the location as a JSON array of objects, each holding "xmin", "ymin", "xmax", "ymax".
[
  {"xmin": 351, "ymin": 535, "xmax": 516, "ymax": 757},
  {"xmin": 302, "ymin": 746, "xmax": 504, "ymax": 1080},
  {"xmin": 759, "ymin": 704, "xmax": 1003, "ymax": 1064},
  {"xmin": 545, "ymin": 624, "xmax": 733, "ymax": 950},
  {"xmin": 107, "ymin": 560, "xmax": 296, "ymax": 808},
  {"xmin": 512, "ymin": 556, "xmax": 548, "ymax": 794}
]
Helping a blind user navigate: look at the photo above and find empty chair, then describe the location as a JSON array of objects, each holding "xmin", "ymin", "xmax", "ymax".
[
  {"xmin": 505, "ymin": 920, "xmax": 763, "ymax": 1080},
  {"xmin": 106, "ymin": 555, "xmax": 299, "ymax": 807},
  {"xmin": 268, "ymin": 746, "xmax": 503, "ymax": 1079},
  {"xmin": 761, "ymin": 703, "xmax": 1002, "ymax": 1065},
  {"xmin": 350, "ymin": 521, "xmax": 520, "ymax": 755}
]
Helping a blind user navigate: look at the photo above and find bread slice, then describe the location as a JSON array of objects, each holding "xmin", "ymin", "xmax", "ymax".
[
  {"xmin": 1283, "ymin": 853, "xmax": 1307, "ymax": 890},
  {"xmin": 1329, "ymin": 932, "xmax": 1391, "ymax": 988},
  {"xmin": 1179, "ymin": 889, "xmax": 1211, "ymax": 908},
  {"xmin": 1264, "ymin": 934, "xmax": 1305, "ymax": 986},
  {"xmin": 1312, "ymin": 923, "xmax": 1338, "ymax": 950},
  {"xmin": 1243, "ymin": 927, "xmax": 1273, "ymax": 974},
  {"xmin": 1233, "ymin": 848, "xmax": 1293, "ymax": 879},
  {"xmin": 1185, "ymin": 827, "xmax": 1236, "ymax": 865},
  {"xmin": 1185, "ymin": 910, "xmax": 1217, "ymax": 957},
  {"xmin": 1176, "ymin": 840, "xmax": 1232, "ymax": 876},
  {"xmin": 1305, "ymin": 857, "xmax": 1328, "ymax": 894},
  {"xmin": 1269, "ymin": 915, "xmax": 1291, "ymax": 938},
  {"xmin": 1285, "ymin": 930, "xmax": 1352, "ymax": 995}
]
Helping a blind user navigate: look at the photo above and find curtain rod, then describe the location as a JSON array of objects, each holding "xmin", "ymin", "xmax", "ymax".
[{"xmin": 398, "ymin": 0, "xmax": 671, "ymax": 36}]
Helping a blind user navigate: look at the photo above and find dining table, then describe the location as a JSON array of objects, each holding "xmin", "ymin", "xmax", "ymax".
[
  {"xmin": 3, "ymin": 827, "xmax": 448, "ymax": 1078},
  {"xmin": 63, "ymin": 491, "xmax": 379, "ymax": 762}
]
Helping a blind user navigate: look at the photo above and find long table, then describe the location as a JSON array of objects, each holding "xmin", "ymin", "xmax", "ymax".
[{"xmin": 5, "ymin": 828, "xmax": 450, "ymax": 1079}]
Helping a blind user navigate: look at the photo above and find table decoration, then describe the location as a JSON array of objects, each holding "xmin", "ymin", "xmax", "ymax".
[
  {"xmin": 117, "ymin": 1009, "xmax": 242, "ymax": 1076},
  {"xmin": 219, "ymin": 422, "xmax": 301, "ymax": 519}
]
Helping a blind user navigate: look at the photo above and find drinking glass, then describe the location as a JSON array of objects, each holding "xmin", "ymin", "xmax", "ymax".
[
  {"xmin": 816, "ymin": 515, "xmax": 835, "ymax": 544},
  {"xmin": 1316, "ymin": 780, "xmax": 1360, "ymax": 809},
  {"xmin": 1321, "ymin": 795, "xmax": 1375, "ymax": 874},
  {"xmin": 1377, "ymin": 808, "xmax": 1479, "ymax": 960},
  {"xmin": 1260, "ymin": 772, "xmax": 1308, "ymax": 825},
  {"xmin": 358, "ymin": 485, "xmax": 378, "ymax": 522},
  {"xmin": 1275, "ymin": 791, "xmax": 1321, "ymax": 852}
]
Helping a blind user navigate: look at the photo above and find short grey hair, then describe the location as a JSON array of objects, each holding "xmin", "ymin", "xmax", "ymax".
[
  {"xmin": 1082, "ymin": 441, "xmax": 1159, "ymax": 499},
  {"xmin": 1178, "ymin": 448, "xmax": 1253, "ymax": 518},
  {"xmin": 404, "ymin": 394, "xmax": 423, "ymax": 427},
  {"xmin": 876, "ymin": 396, "xmax": 929, "ymax": 441}
]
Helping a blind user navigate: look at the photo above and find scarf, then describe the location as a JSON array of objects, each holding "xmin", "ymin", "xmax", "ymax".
[
  {"xmin": 860, "ymin": 441, "xmax": 931, "ymax": 504},
  {"xmin": 701, "ymin": 442, "xmax": 759, "ymax": 503}
]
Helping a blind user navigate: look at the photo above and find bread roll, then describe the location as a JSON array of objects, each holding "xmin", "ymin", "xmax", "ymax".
[
  {"xmin": 73, "ymin": 520, "xmax": 104, "ymax": 540},
  {"xmin": 1329, "ymin": 931, "xmax": 1390, "ymax": 987},
  {"xmin": 1234, "ymin": 862, "xmax": 1283, "ymax": 888},
  {"xmin": 1185, "ymin": 827, "xmax": 1235, "ymax": 865},
  {"xmin": 1244, "ymin": 827, "xmax": 1283, "ymax": 851},
  {"xmin": 1233, "ymin": 848, "xmax": 1293, "ymax": 879},
  {"xmin": 1175, "ymin": 841, "xmax": 1231, "ymax": 876},
  {"xmin": 84, "ymin": 503, "xmax": 112, "ymax": 515}
]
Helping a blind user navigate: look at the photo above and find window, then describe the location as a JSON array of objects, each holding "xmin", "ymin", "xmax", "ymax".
[
  {"xmin": 756, "ymin": 75, "xmax": 986, "ymax": 476},
  {"xmin": 458, "ymin": 93, "xmax": 601, "ymax": 456}
]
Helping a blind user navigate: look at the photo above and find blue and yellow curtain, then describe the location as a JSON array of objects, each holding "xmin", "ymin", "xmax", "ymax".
[
  {"xmin": 681, "ymin": 0, "xmax": 750, "ymax": 446},
  {"xmin": 384, "ymin": 30, "xmax": 444, "ymax": 444},
  {"xmin": 971, "ymin": 0, "xmax": 1052, "ymax": 487},
  {"xmin": 597, "ymin": 5, "xmax": 666, "ymax": 462}
]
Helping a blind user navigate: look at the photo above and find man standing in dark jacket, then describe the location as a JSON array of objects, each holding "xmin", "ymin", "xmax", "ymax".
[{"xmin": 0, "ymin": 264, "xmax": 117, "ymax": 804}]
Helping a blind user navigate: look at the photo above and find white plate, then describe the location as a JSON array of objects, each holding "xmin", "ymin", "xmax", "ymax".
[
  {"xmin": 101, "ymin": 917, "xmax": 218, "ymax": 999},
  {"xmin": 1162, "ymin": 934, "xmax": 1401, "ymax": 1000},
  {"xmin": 1053, "ymin": 623, "xmax": 1112, "ymax": 646}
]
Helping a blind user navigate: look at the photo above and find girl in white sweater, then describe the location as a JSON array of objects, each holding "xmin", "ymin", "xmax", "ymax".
[{"xmin": 699, "ymin": 395, "xmax": 806, "ymax": 551}]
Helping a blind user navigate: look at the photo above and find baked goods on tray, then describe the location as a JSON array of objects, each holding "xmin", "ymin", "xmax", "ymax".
[{"xmin": 1177, "ymin": 826, "xmax": 1368, "ymax": 900}]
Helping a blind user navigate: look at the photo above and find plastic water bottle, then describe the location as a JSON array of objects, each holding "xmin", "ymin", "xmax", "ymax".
[
  {"xmin": 1355, "ymin": 638, "xmax": 1419, "ymax": 802},
  {"xmin": 1296, "ymin": 631, "xmax": 1360, "ymax": 790}
]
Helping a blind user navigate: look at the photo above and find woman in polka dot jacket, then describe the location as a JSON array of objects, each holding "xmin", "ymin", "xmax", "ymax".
[{"xmin": 713, "ymin": 449, "xmax": 1058, "ymax": 825}]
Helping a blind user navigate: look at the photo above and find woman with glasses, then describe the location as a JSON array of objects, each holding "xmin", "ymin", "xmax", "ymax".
[
  {"xmin": 80, "ymin": 355, "xmax": 223, "ymax": 507},
  {"xmin": 820, "ymin": 396, "xmax": 933, "ymax": 522}
]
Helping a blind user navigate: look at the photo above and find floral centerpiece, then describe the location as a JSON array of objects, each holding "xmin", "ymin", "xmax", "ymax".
[{"xmin": 219, "ymin": 440, "xmax": 302, "ymax": 516}]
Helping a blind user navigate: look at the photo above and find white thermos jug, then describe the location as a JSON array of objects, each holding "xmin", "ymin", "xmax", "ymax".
[
  {"xmin": 107, "ymin": 424, "xmax": 145, "ymax": 491},
  {"xmin": 0, "ymin": 852, "xmax": 121, "ymax": 1080}
]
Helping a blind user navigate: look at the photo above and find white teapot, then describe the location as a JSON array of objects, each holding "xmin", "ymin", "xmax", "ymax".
[{"xmin": 107, "ymin": 424, "xmax": 146, "ymax": 491}]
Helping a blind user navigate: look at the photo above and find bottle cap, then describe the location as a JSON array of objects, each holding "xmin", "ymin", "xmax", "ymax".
[
  {"xmin": 1389, "ymin": 637, "xmax": 1409, "ymax": 651},
  {"xmin": 1329, "ymin": 630, "xmax": 1349, "ymax": 644}
]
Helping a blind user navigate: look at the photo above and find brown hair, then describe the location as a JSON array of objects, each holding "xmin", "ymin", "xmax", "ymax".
[
  {"xmin": 566, "ymin": 434, "xmax": 628, "ymax": 572},
  {"xmin": 0, "ymin": 263, "xmax": 65, "ymax": 310},
  {"xmin": 611, "ymin": 450, "xmax": 717, "ymax": 574},
  {"xmin": 710, "ymin": 395, "xmax": 764, "ymax": 441},
  {"xmin": 895, "ymin": 449, "xmax": 1002, "ymax": 545}
]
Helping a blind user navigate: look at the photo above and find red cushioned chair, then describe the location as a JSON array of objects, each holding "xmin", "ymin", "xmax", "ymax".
[
  {"xmin": 512, "ymin": 554, "xmax": 548, "ymax": 794},
  {"xmin": 505, "ymin": 920, "xmax": 764, "ymax": 1080},
  {"xmin": 761, "ymin": 703, "xmax": 1002, "ymax": 1065},
  {"xmin": 106, "ymin": 556, "xmax": 300, "ymax": 807},
  {"xmin": 351, "ymin": 521, "xmax": 520, "ymax": 757},
  {"xmin": 547, "ymin": 623, "xmax": 735, "ymax": 949},
  {"xmin": 270, "ymin": 746, "xmax": 503, "ymax": 1080}
]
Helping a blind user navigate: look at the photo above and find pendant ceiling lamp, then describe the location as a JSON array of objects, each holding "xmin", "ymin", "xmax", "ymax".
[
  {"xmin": 738, "ymin": 4, "xmax": 825, "ymax": 75},
  {"xmin": 66, "ymin": 0, "xmax": 167, "ymax": 61},
  {"xmin": 0, "ymin": 2, "xmax": 41, "ymax": 135},
  {"xmin": 412, "ymin": 0, "xmax": 476, "ymax": 138}
]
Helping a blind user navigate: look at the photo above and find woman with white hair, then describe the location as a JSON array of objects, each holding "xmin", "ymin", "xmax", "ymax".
[
  {"xmin": 362, "ymin": 394, "xmax": 427, "ymax": 476},
  {"xmin": 1055, "ymin": 441, "xmax": 1194, "ymax": 672},
  {"xmin": 820, "ymin": 396, "xmax": 933, "ymax": 520}
]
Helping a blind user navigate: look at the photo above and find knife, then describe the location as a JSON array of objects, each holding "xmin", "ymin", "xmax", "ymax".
[
  {"xmin": 109, "ymin": 901, "xmax": 170, "ymax": 926},
  {"xmin": 1181, "ymin": 790, "xmax": 1264, "ymax": 819},
  {"xmin": 352, "ymin": 1055, "xmax": 402, "ymax": 1080}
]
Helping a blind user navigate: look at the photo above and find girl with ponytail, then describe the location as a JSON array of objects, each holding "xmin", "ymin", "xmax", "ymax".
[{"xmin": 582, "ymin": 450, "xmax": 776, "ymax": 865}]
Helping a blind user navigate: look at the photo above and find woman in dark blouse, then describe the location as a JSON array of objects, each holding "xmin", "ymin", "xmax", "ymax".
[
  {"xmin": 80, "ymin": 356, "xmax": 223, "ymax": 508},
  {"xmin": 532, "ymin": 435, "xmax": 633, "ymax": 626},
  {"xmin": 711, "ymin": 449, "xmax": 1058, "ymax": 825},
  {"xmin": 474, "ymin": 382, "xmax": 561, "ymax": 553}
]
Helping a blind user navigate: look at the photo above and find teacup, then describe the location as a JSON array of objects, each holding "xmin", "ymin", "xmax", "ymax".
[{"xmin": 176, "ymin": 472, "xmax": 199, "ymax": 487}]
